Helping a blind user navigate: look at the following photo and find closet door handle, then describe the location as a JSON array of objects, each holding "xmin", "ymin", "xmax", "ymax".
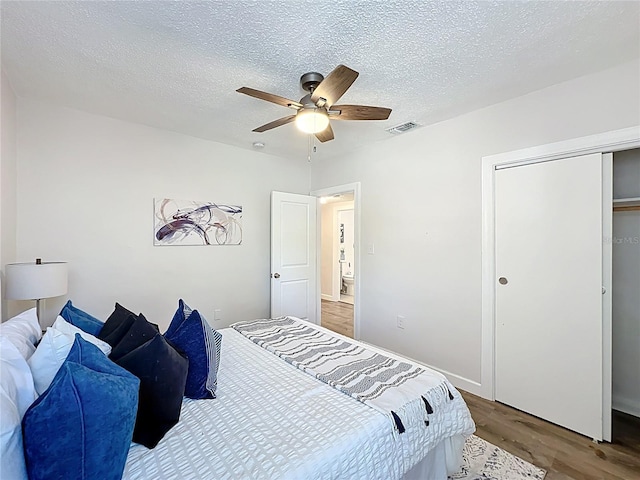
[
  {"xmin": 498, "ymin": 277, "xmax": 508, "ymax": 285},
  {"xmin": 272, "ymin": 273, "xmax": 281, "ymax": 279}
]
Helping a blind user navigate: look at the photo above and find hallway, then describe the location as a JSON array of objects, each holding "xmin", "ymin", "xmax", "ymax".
[{"xmin": 320, "ymin": 299, "xmax": 353, "ymax": 338}]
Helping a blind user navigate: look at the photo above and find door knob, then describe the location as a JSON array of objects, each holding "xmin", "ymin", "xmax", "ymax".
[
  {"xmin": 498, "ymin": 277, "xmax": 508, "ymax": 285},
  {"xmin": 273, "ymin": 273, "xmax": 281, "ymax": 279}
]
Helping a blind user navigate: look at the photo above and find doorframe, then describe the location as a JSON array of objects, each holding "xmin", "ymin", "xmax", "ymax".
[
  {"xmin": 481, "ymin": 126, "xmax": 640, "ymax": 401},
  {"xmin": 311, "ymin": 182, "xmax": 361, "ymax": 340}
]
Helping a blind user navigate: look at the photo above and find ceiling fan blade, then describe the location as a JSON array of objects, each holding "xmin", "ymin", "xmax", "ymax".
[
  {"xmin": 252, "ymin": 115, "xmax": 296, "ymax": 133},
  {"xmin": 329, "ymin": 105, "xmax": 392, "ymax": 121},
  {"xmin": 310, "ymin": 65, "xmax": 359, "ymax": 108},
  {"xmin": 314, "ymin": 123, "xmax": 334, "ymax": 143},
  {"xmin": 237, "ymin": 87, "xmax": 302, "ymax": 110}
]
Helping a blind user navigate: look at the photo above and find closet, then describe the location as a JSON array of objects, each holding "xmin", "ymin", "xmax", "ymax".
[
  {"xmin": 487, "ymin": 132, "xmax": 640, "ymax": 442},
  {"xmin": 612, "ymin": 148, "xmax": 640, "ymax": 422}
]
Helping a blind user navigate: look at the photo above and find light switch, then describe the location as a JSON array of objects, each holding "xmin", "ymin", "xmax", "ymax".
[{"xmin": 367, "ymin": 243, "xmax": 375, "ymax": 255}]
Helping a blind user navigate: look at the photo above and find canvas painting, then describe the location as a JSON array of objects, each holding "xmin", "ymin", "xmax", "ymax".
[{"xmin": 154, "ymin": 198, "xmax": 242, "ymax": 246}]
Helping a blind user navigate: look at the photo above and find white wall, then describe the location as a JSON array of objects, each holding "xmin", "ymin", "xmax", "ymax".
[
  {"xmin": 1, "ymin": 70, "xmax": 18, "ymax": 321},
  {"xmin": 15, "ymin": 99, "xmax": 310, "ymax": 330},
  {"xmin": 612, "ymin": 148, "xmax": 640, "ymax": 417},
  {"xmin": 311, "ymin": 60, "xmax": 640, "ymax": 393}
]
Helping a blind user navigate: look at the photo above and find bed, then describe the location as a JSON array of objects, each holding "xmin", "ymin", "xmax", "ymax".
[
  {"xmin": 1, "ymin": 306, "xmax": 474, "ymax": 480},
  {"xmin": 124, "ymin": 319, "xmax": 475, "ymax": 480}
]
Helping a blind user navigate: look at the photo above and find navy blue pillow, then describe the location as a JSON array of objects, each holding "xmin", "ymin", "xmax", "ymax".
[
  {"xmin": 22, "ymin": 335, "xmax": 139, "ymax": 480},
  {"xmin": 116, "ymin": 334, "xmax": 188, "ymax": 449},
  {"xmin": 59, "ymin": 300, "xmax": 104, "ymax": 337},
  {"xmin": 165, "ymin": 299, "xmax": 222, "ymax": 399},
  {"xmin": 108, "ymin": 313, "xmax": 160, "ymax": 362},
  {"xmin": 98, "ymin": 302, "xmax": 138, "ymax": 342}
]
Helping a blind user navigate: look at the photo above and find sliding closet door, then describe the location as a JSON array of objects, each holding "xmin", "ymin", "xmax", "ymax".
[{"xmin": 495, "ymin": 153, "xmax": 608, "ymax": 440}]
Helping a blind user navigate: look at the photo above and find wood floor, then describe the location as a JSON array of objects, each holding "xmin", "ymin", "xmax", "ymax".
[
  {"xmin": 319, "ymin": 300, "xmax": 640, "ymax": 479},
  {"xmin": 462, "ymin": 391, "xmax": 640, "ymax": 480},
  {"xmin": 321, "ymin": 299, "xmax": 353, "ymax": 338}
]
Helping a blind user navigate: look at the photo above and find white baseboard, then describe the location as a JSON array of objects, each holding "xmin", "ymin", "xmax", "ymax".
[
  {"xmin": 357, "ymin": 340, "xmax": 484, "ymax": 398},
  {"xmin": 423, "ymin": 365, "xmax": 483, "ymax": 398},
  {"xmin": 613, "ymin": 394, "xmax": 640, "ymax": 418},
  {"xmin": 445, "ymin": 374, "xmax": 483, "ymax": 398}
]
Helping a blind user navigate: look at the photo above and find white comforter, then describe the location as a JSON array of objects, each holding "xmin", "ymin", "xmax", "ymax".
[{"xmin": 124, "ymin": 328, "xmax": 474, "ymax": 480}]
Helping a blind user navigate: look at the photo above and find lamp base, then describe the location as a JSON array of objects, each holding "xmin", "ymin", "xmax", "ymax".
[{"xmin": 35, "ymin": 298, "xmax": 44, "ymax": 330}]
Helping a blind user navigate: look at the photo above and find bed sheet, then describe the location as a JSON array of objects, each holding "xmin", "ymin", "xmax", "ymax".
[{"xmin": 124, "ymin": 328, "xmax": 473, "ymax": 480}]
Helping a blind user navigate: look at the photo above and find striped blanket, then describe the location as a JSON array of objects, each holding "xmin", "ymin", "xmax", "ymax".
[{"xmin": 232, "ymin": 316, "xmax": 458, "ymax": 434}]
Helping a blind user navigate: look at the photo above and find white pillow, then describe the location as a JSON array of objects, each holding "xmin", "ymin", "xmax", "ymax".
[
  {"xmin": 0, "ymin": 308, "xmax": 41, "ymax": 360},
  {"xmin": 52, "ymin": 316, "xmax": 111, "ymax": 353},
  {"xmin": 0, "ymin": 337, "xmax": 36, "ymax": 480},
  {"xmin": 0, "ymin": 337, "xmax": 36, "ymax": 416},
  {"xmin": 0, "ymin": 391, "xmax": 27, "ymax": 480},
  {"xmin": 28, "ymin": 323, "xmax": 111, "ymax": 395}
]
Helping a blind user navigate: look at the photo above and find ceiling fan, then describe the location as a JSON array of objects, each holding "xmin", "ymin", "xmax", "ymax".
[{"xmin": 236, "ymin": 65, "xmax": 392, "ymax": 143}]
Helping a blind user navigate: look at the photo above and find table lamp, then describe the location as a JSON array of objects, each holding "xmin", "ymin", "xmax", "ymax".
[{"xmin": 5, "ymin": 258, "xmax": 68, "ymax": 326}]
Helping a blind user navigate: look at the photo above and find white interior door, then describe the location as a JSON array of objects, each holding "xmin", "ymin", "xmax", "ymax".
[
  {"xmin": 495, "ymin": 152, "xmax": 610, "ymax": 440},
  {"xmin": 271, "ymin": 191, "xmax": 317, "ymax": 322}
]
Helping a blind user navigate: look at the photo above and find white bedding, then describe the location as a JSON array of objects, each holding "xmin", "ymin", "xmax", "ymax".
[{"xmin": 124, "ymin": 327, "xmax": 474, "ymax": 480}]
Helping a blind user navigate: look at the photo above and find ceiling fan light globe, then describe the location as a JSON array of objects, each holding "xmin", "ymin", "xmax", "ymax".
[{"xmin": 296, "ymin": 109, "xmax": 330, "ymax": 134}]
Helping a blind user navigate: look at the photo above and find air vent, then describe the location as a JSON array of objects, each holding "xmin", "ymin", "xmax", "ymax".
[{"xmin": 386, "ymin": 121, "xmax": 421, "ymax": 135}]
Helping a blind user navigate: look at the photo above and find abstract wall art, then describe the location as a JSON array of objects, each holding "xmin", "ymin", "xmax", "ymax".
[{"xmin": 154, "ymin": 198, "xmax": 243, "ymax": 246}]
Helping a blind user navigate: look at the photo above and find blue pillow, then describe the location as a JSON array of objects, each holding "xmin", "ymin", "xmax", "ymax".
[
  {"xmin": 59, "ymin": 300, "xmax": 104, "ymax": 337},
  {"xmin": 22, "ymin": 335, "xmax": 139, "ymax": 480},
  {"xmin": 165, "ymin": 299, "xmax": 222, "ymax": 399}
]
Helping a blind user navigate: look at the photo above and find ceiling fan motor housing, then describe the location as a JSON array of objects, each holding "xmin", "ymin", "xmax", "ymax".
[{"xmin": 299, "ymin": 94, "xmax": 318, "ymax": 108}]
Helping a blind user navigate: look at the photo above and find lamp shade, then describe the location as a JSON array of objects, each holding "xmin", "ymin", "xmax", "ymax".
[{"xmin": 5, "ymin": 261, "xmax": 68, "ymax": 300}]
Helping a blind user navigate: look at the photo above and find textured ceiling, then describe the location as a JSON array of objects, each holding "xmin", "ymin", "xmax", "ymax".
[{"xmin": 2, "ymin": 1, "xmax": 639, "ymax": 161}]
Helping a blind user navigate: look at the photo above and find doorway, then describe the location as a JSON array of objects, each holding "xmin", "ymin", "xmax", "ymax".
[
  {"xmin": 611, "ymin": 148, "xmax": 640, "ymax": 441},
  {"xmin": 311, "ymin": 183, "xmax": 361, "ymax": 339}
]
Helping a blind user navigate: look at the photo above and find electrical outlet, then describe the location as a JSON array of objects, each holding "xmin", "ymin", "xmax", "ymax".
[
  {"xmin": 397, "ymin": 315, "xmax": 405, "ymax": 329},
  {"xmin": 214, "ymin": 309, "xmax": 222, "ymax": 321}
]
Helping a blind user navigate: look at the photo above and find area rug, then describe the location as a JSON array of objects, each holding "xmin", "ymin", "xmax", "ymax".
[{"xmin": 449, "ymin": 435, "xmax": 546, "ymax": 480}]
